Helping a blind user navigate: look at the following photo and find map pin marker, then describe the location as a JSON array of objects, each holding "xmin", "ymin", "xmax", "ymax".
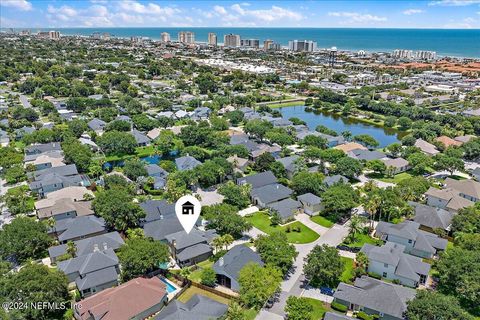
[{"xmin": 175, "ymin": 195, "xmax": 202, "ymax": 234}]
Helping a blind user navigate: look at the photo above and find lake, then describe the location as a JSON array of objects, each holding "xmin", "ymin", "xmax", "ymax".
[{"xmin": 278, "ymin": 106, "xmax": 403, "ymax": 148}]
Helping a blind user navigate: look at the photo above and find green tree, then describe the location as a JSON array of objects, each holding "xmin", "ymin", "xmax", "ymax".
[
  {"xmin": 366, "ymin": 159, "xmax": 386, "ymax": 175},
  {"xmin": 238, "ymin": 263, "xmax": 282, "ymax": 309},
  {"xmin": 200, "ymin": 267, "xmax": 217, "ymax": 287},
  {"xmin": 62, "ymin": 138, "xmax": 93, "ymax": 172},
  {"xmin": 203, "ymin": 204, "xmax": 251, "ymax": 238},
  {"xmin": 117, "ymin": 237, "xmax": 169, "ymax": 281},
  {"xmin": 407, "ymin": 152, "xmax": 433, "ymax": 175},
  {"xmin": 255, "ymin": 231, "xmax": 298, "ymax": 275},
  {"xmin": 353, "ymin": 134, "xmax": 379, "ymax": 149},
  {"xmin": 406, "ymin": 290, "xmax": 473, "ymax": 320},
  {"xmin": 97, "ymin": 130, "xmax": 136, "ymax": 156},
  {"xmin": 322, "ymin": 183, "xmax": 358, "ymax": 218},
  {"xmin": 67, "ymin": 119, "xmax": 88, "ymax": 137},
  {"xmin": 244, "ymin": 119, "xmax": 272, "ymax": 141},
  {"xmin": 225, "ymin": 301, "xmax": 247, "ymax": 320},
  {"xmin": 398, "ymin": 117, "xmax": 412, "ymax": 130},
  {"xmin": 253, "ymin": 152, "xmax": 276, "ymax": 172},
  {"xmin": 92, "ymin": 188, "xmax": 145, "ymax": 232},
  {"xmin": 434, "ymin": 152, "xmax": 464, "ymax": 176},
  {"xmin": 285, "ymin": 296, "xmax": 314, "ymax": 320},
  {"xmin": 0, "ymin": 217, "xmax": 52, "ymax": 263},
  {"xmin": 451, "ymin": 206, "xmax": 480, "ymax": 234},
  {"xmin": 303, "ymin": 244, "xmax": 344, "ymax": 288},
  {"xmin": 123, "ymin": 158, "xmax": 148, "ymax": 181},
  {"xmin": 334, "ymin": 157, "xmax": 363, "ymax": 178},
  {"xmin": 291, "ymin": 171, "xmax": 324, "ymax": 195},
  {"xmin": 0, "ymin": 263, "xmax": 69, "ymax": 320}
]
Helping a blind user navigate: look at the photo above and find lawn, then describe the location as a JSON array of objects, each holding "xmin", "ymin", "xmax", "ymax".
[
  {"xmin": 367, "ymin": 171, "xmax": 413, "ymax": 184},
  {"xmin": 342, "ymin": 233, "xmax": 382, "ymax": 248},
  {"xmin": 267, "ymin": 101, "xmax": 305, "ymax": 108},
  {"xmin": 244, "ymin": 309, "xmax": 258, "ymax": 320},
  {"xmin": 339, "ymin": 257, "xmax": 355, "ymax": 284},
  {"xmin": 246, "ymin": 211, "xmax": 319, "ymax": 244},
  {"xmin": 310, "ymin": 215, "xmax": 334, "ymax": 228},
  {"xmin": 302, "ymin": 297, "xmax": 331, "ymax": 319},
  {"xmin": 177, "ymin": 286, "xmax": 231, "ymax": 305},
  {"xmin": 188, "ymin": 260, "xmax": 214, "ymax": 282}
]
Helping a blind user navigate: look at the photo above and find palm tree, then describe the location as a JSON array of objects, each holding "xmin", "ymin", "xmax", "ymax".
[
  {"xmin": 221, "ymin": 234, "xmax": 234, "ymax": 251},
  {"xmin": 349, "ymin": 215, "xmax": 366, "ymax": 242},
  {"xmin": 179, "ymin": 267, "xmax": 191, "ymax": 283},
  {"xmin": 66, "ymin": 241, "xmax": 77, "ymax": 258},
  {"xmin": 211, "ymin": 236, "xmax": 224, "ymax": 254},
  {"xmin": 355, "ymin": 251, "xmax": 369, "ymax": 276},
  {"xmin": 364, "ymin": 194, "xmax": 381, "ymax": 230}
]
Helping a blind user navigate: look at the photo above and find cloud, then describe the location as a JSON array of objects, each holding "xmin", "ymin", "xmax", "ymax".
[
  {"xmin": 443, "ymin": 16, "xmax": 478, "ymax": 27},
  {"xmin": 403, "ymin": 9, "xmax": 424, "ymax": 15},
  {"xmin": 429, "ymin": 0, "xmax": 480, "ymax": 6},
  {"xmin": 118, "ymin": 0, "xmax": 179, "ymax": 15},
  {"xmin": 214, "ymin": 5, "xmax": 227, "ymax": 15},
  {"xmin": 328, "ymin": 11, "xmax": 387, "ymax": 23},
  {"xmin": 0, "ymin": 0, "xmax": 32, "ymax": 11},
  {"xmin": 230, "ymin": 4, "xmax": 302, "ymax": 22}
]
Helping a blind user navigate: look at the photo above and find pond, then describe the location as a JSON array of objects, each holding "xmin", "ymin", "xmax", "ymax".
[{"xmin": 278, "ymin": 106, "xmax": 404, "ymax": 148}]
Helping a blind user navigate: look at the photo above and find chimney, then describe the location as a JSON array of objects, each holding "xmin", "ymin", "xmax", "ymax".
[
  {"xmin": 93, "ymin": 244, "xmax": 99, "ymax": 252},
  {"xmin": 219, "ymin": 257, "xmax": 224, "ymax": 266},
  {"xmin": 172, "ymin": 238, "xmax": 176, "ymax": 248},
  {"xmin": 160, "ymin": 213, "xmax": 164, "ymax": 220},
  {"xmin": 103, "ymin": 242, "xmax": 108, "ymax": 251},
  {"xmin": 276, "ymin": 185, "xmax": 279, "ymax": 189}
]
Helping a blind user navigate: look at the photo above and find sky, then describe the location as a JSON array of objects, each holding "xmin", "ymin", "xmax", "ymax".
[{"xmin": 1, "ymin": 0, "xmax": 480, "ymax": 29}]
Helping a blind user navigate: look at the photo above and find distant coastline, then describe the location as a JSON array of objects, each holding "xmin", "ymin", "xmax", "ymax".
[{"xmin": 2, "ymin": 27, "xmax": 479, "ymax": 58}]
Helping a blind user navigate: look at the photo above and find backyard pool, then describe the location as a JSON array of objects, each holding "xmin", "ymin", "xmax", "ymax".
[{"xmin": 160, "ymin": 278, "xmax": 177, "ymax": 294}]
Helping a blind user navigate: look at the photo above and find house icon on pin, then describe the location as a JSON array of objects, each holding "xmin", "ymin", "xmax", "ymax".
[{"xmin": 182, "ymin": 201, "xmax": 195, "ymax": 215}]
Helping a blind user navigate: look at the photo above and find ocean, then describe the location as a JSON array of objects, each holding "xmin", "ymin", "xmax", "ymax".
[{"xmin": 15, "ymin": 27, "xmax": 480, "ymax": 58}]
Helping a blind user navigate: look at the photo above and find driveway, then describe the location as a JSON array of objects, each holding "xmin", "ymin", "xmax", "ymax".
[{"xmin": 194, "ymin": 188, "xmax": 224, "ymax": 206}]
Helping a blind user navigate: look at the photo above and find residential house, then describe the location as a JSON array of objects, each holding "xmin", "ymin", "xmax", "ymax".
[
  {"xmin": 74, "ymin": 277, "xmax": 168, "ymax": 320},
  {"xmin": 131, "ymin": 129, "xmax": 151, "ymax": 147},
  {"xmin": 87, "ymin": 118, "xmax": 106, "ymax": 135},
  {"xmin": 24, "ymin": 142, "xmax": 62, "ymax": 156},
  {"xmin": 79, "ymin": 137, "xmax": 99, "ymax": 151},
  {"xmin": 473, "ymin": 167, "xmax": 480, "ymax": 181},
  {"xmin": 435, "ymin": 135, "xmax": 462, "ymax": 148},
  {"xmin": 410, "ymin": 202, "xmax": 454, "ymax": 233},
  {"xmin": 375, "ymin": 221, "xmax": 448, "ymax": 258},
  {"xmin": 15, "ymin": 126, "xmax": 36, "ymax": 139},
  {"xmin": 277, "ymin": 155, "xmax": 300, "ymax": 178},
  {"xmin": 333, "ymin": 276, "xmax": 416, "ymax": 320},
  {"xmin": 164, "ymin": 229, "xmax": 216, "ymax": 267},
  {"xmin": 140, "ymin": 199, "xmax": 176, "ymax": 224},
  {"xmin": 213, "ymin": 245, "xmax": 264, "ymax": 291},
  {"xmin": 28, "ymin": 164, "xmax": 89, "ymax": 198},
  {"xmin": 143, "ymin": 216, "xmax": 184, "ymax": 242},
  {"xmin": 454, "ymin": 135, "xmax": 476, "ymax": 144},
  {"xmin": 227, "ymin": 154, "xmax": 249, "ymax": 173},
  {"xmin": 58, "ymin": 248, "xmax": 120, "ymax": 297},
  {"xmin": 347, "ymin": 149, "xmax": 386, "ymax": 162},
  {"xmin": 147, "ymin": 128, "xmax": 162, "ymax": 140},
  {"xmin": 191, "ymin": 106, "xmax": 211, "ymax": 119},
  {"xmin": 145, "ymin": 164, "xmax": 169, "ymax": 190},
  {"xmin": 425, "ymin": 187, "xmax": 474, "ymax": 212},
  {"xmin": 323, "ymin": 175, "xmax": 348, "ymax": 187},
  {"xmin": 414, "ymin": 139, "xmax": 439, "ymax": 156},
  {"xmin": 361, "ymin": 242, "xmax": 430, "ymax": 287},
  {"xmin": 334, "ymin": 142, "xmax": 367, "ymax": 153},
  {"xmin": 444, "ymin": 177, "xmax": 480, "ymax": 203},
  {"xmin": 154, "ymin": 294, "xmax": 227, "ymax": 320},
  {"xmin": 24, "ymin": 150, "xmax": 65, "ymax": 170},
  {"xmin": 35, "ymin": 186, "xmax": 94, "ymax": 211},
  {"xmin": 175, "ymin": 155, "xmax": 201, "ymax": 171},
  {"xmin": 250, "ymin": 183, "xmax": 293, "ymax": 208},
  {"xmin": 49, "ymin": 231, "xmax": 124, "ymax": 264},
  {"xmin": 267, "ymin": 198, "xmax": 301, "ymax": 222},
  {"xmin": 49, "ymin": 215, "xmax": 107, "ymax": 244},
  {"xmin": 381, "ymin": 158, "xmax": 410, "ymax": 174},
  {"xmin": 298, "ymin": 193, "xmax": 323, "ymax": 215},
  {"xmin": 237, "ymin": 170, "xmax": 277, "ymax": 189},
  {"xmin": 37, "ymin": 198, "xmax": 93, "ymax": 221}
]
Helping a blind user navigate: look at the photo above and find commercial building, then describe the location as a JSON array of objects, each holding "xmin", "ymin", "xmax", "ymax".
[
  {"xmin": 392, "ymin": 49, "xmax": 437, "ymax": 60},
  {"xmin": 224, "ymin": 33, "xmax": 241, "ymax": 47},
  {"xmin": 161, "ymin": 32, "xmax": 170, "ymax": 42},
  {"xmin": 208, "ymin": 32, "xmax": 217, "ymax": 46},
  {"xmin": 178, "ymin": 31, "xmax": 195, "ymax": 44},
  {"xmin": 241, "ymin": 39, "xmax": 260, "ymax": 48},
  {"xmin": 288, "ymin": 40, "xmax": 317, "ymax": 52},
  {"xmin": 264, "ymin": 39, "xmax": 281, "ymax": 50},
  {"xmin": 37, "ymin": 30, "xmax": 60, "ymax": 40}
]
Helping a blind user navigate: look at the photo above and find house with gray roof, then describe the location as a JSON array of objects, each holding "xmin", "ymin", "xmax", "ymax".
[
  {"xmin": 25, "ymin": 142, "xmax": 62, "ymax": 155},
  {"xmin": 140, "ymin": 199, "xmax": 176, "ymax": 224},
  {"xmin": 191, "ymin": 106, "xmax": 211, "ymax": 119},
  {"xmin": 276, "ymin": 155, "xmax": 300, "ymax": 178},
  {"xmin": 154, "ymin": 294, "xmax": 227, "ymax": 320},
  {"xmin": 250, "ymin": 183, "xmax": 293, "ymax": 208},
  {"xmin": 361, "ymin": 242, "xmax": 430, "ymax": 287},
  {"xmin": 145, "ymin": 164, "xmax": 168, "ymax": 178},
  {"xmin": 298, "ymin": 193, "xmax": 323, "ymax": 215},
  {"xmin": 87, "ymin": 118, "xmax": 106, "ymax": 134},
  {"xmin": 425, "ymin": 186, "xmax": 475, "ymax": 212},
  {"xmin": 333, "ymin": 275, "xmax": 416, "ymax": 320},
  {"xmin": 213, "ymin": 245, "xmax": 264, "ymax": 291},
  {"xmin": 375, "ymin": 220, "xmax": 448, "ymax": 259},
  {"xmin": 131, "ymin": 129, "xmax": 151, "ymax": 147},
  {"xmin": 175, "ymin": 155, "xmax": 202, "ymax": 171},
  {"xmin": 37, "ymin": 198, "xmax": 93, "ymax": 221},
  {"xmin": 49, "ymin": 231, "xmax": 124, "ymax": 264},
  {"xmin": 57, "ymin": 248, "xmax": 120, "ymax": 297},
  {"xmin": 410, "ymin": 202, "xmax": 454, "ymax": 233},
  {"xmin": 49, "ymin": 215, "xmax": 107, "ymax": 244},
  {"xmin": 15, "ymin": 126, "xmax": 36, "ymax": 139},
  {"xmin": 324, "ymin": 174, "xmax": 348, "ymax": 187},
  {"xmin": 381, "ymin": 158, "xmax": 410, "ymax": 174},
  {"xmin": 164, "ymin": 229, "xmax": 216, "ymax": 267},
  {"xmin": 0, "ymin": 129, "xmax": 9, "ymax": 147},
  {"xmin": 143, "ymin": 216, "xmax": 184, "ymax": 241},
  {"xmin": 267, "ymin": 198, "xmax": 301, "ymax": 222},
  {"xmin": 347, "ymin": 149, "xmax": 386, "ymax": 161},
  {"xmin": 237, "ymin": 170, "xmax": 277, "ymax": 189},
  {"xmin": 472, "ymin": 167, "xmax": 480, "ymax": 181},
  {"xmin": 28, "ymin": 164, "xmax": 89, "ymax": 198},
  {"xmin": 444, "ymin": 177, "xmax": 480, "ymax": 203}
]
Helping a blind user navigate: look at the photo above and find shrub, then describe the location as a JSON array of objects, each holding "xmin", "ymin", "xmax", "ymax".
[
  {"xmin": 331, "ymin": 302, "xmax": 348, "ymax": 312},
  {"xmin": 357, "ymin": 311, "xmax": 374, "ymax": 320},
  {"xmin": 367, "ymin": 272, "xmax": 381, "ymax": 280},
  {"xmin": 200, "ymin": 267, "xmax": 217, "ymax": 287}
]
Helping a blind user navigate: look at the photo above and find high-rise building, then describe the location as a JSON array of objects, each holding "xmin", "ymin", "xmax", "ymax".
[
  {"xmin": 208, "ymin": 32, "xmax": 217, "ymax": 46},
  {"xmin": 241, "ymin": 39, "xmax": 260, "ymax": 48},
  {"xmin": 178, "ymin": 31, "xmax": 195, "ymax": 44},
  {"xmin": 288, "ymin": 40, "xmax": 317, "ymax": 52},
  {"xmin": 224, "ymin": 34, "xmax": 241, "ymax": 47},
  {"xmin": 161, "ymin": 32, "xmax": 171, "ymax": 43},
  {"xmin": 49, "ymin": 31, "xmax": 60, "ymax": 39},
  {"xmin": 264, "ymin": 39, "xmax": 281, "ymax": 51},
  {"xmin": 392, "ymin": 49, "xmax": 437, "ymax": 60}
]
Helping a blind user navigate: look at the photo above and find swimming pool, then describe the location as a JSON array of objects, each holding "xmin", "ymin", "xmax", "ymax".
[{"xmin": 160, "ymin": 278, "xmax": 177, "ymax": 294}]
